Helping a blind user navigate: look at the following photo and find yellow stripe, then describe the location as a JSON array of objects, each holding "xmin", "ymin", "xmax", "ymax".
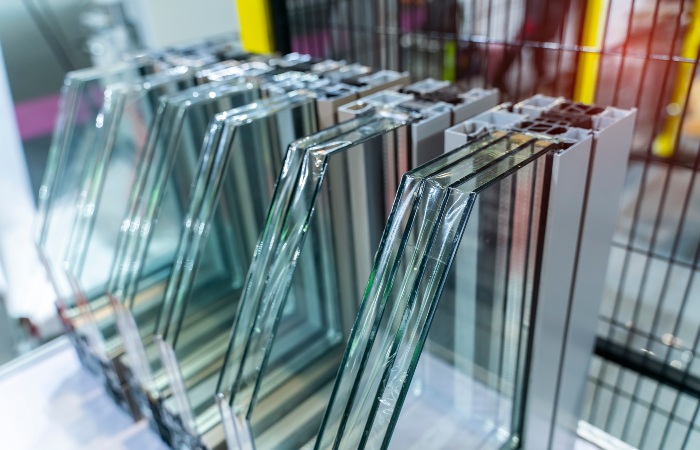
[
  {"xmin": 573, "ymin": 0, "xmax": 610, "ymax": 104},
  {"xmin": 236, "ymin": 0, "xmax": 275, "ymax": 54},
  {"xmin": 653, "ymin": 0, "xmax": 700, "ymax": 157}
]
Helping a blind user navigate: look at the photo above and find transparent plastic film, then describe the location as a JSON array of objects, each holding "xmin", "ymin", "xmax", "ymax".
[{"xmin": 317, "ymin": 180, "xmax": 474, "ymax": 450}]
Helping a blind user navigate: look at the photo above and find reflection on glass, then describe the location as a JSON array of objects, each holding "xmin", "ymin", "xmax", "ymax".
[
  {"xmin": 316, "ymin": 131, "xmax": 559, "ymax": 449},
  {"xmin": 151, "ymin": 91, "xmax": 320, "ymax": 440},
  {"xmin": 215, "ymin": 110, "xmax": 415, "ymax": 450}
]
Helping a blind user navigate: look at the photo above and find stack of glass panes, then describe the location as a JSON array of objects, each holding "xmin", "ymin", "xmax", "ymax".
[
  {"xmin": 200, "ymin": 95, "xmax": 632, "ymax": 449},
  {"xmin": 37, "ymin": 37, "xmax": 635, "ymax": 449},
  {"xmin": 34, "ymin": 43, "xmax": 482, "ymax": 446},
  {"xmin": 117, "ymin": 83, "xmax": 498, "ymax": 447}
]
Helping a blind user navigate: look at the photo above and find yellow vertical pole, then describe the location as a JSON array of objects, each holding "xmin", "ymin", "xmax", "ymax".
[
  {"xmin": 573, "ymin": 0, "xmax": 610, "ymax": 104},
  {"xmin": 236, "ymin": 0, "xmax": 275, "ymax": 54},
  {"xmin": 442, "ymin": 42, "xmax": 457, "ymax": 82},
  {"xmin": 653, "ymin": 0, "xmax": 700, "ymax": 157}
]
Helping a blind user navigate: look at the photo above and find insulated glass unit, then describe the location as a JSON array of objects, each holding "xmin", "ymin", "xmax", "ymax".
[
  {"xmin": 106, "ymin": 79, "xmax": 263, "ymax": 381},
  {"xmin": 216, "ymin": 109, "xmax": 416, "ymax": 450},
  {"xmin": 148, "ymin": 91, "xmax": 320, "ymax": 445},
  {"xmin": 317, "ymin": 131, "xmax": 564, "ymax": 450}
]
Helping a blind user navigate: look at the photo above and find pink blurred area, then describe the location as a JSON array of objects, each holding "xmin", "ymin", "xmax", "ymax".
[{"xmin": 14, "ymin": 94, "xmax": 61, "ymax": 141}]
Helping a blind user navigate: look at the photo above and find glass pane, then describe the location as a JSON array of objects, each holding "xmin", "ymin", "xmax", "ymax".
[
  {"xmin": 388, "ymin": 143, "xmax": 551, "ymax": 450},
  {"xmin": 35, "ymin": 57, "xmax": 166, "ymax": 311},
  {"xmin": 63, "ymin": 66, "xmax": 197, "ymax": 316},
  {"xmin": 104, "ymin": 79, "xmax": 262, "ymax": 373},
  {"xmin": 216, "ymin": 110, "xmax": 415, "ymax": 450},
  {"xmin": 35, "ymin": 36, "xmax": 245, "ymax": 305},
  {"xmin": 114, "ymin": 69, "xmax": 366, "ymax": 395},
  {"xmin": 152, "ymin": 91, "xmax": 319, "ymax": 438},
  {"xmin": 316, "ymin": 131, "xmax": 559, "ymax": 449}
]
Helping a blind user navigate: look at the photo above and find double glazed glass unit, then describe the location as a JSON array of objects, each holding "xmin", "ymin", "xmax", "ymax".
[
  {"xmin": 105, "ymin": 79, "xmax": 265, "ymax": 403},
  {"xmin": 35, "ymin": 48, "xmax": 314, "ymax": 341},
  {"xmin": 37, "ymin": 52, "xmax": 418, "ymax": 442},
  {"xmin": 57, "ymin": 71, "xmax": 262, "ymax": 372},
  {"xmin": 139, "ymin": 86, "xmax": 500, "ymax": 448},
  {"xmin": 35, "ymin": 37, "xmax": 243, "ymax": 287},
  {"xmin": 35, "ymin": 57, "xmax": 167, "ymax": 319},
  {"xmin": 38, "ymin": 38, "xmax": 637, "ymax": 450},
  {"xmin": 119, "ymin": 77, "xmax": 403, "ymax": 446},
  {"xmin": 211, "ymin": 95, "xmax": 627, "ymax": 450},
  {"xmin": 214, "ymin": 108, "xmax": 416, "ymax": 450},
  {"xmin": 35, "ymin": 63, "xmax": 198, "ymax": 381},
  {"xmin": 144, "ymin": 91, "xmax": 321, "ymax": 447},
  {"xmin": 316, "ymin": 125, "xmax": 591, "ymax": 449},
  {"xmin": 62, "ymin": 67, "xmax": 197, "ymax": 334},
  {"xmin": 34, "ymin": 45, "xmax": 249, "ymax": 362},
  {"xmin": 36, "ymin": 52, "xmax": 347, "ymax": 383},
  {"xmin": 204, "ymin": 88, "xmax": 502, "ymax": 449}
]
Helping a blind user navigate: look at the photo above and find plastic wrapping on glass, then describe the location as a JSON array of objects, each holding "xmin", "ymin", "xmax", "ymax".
[
  {"xmin": 97, "ymin": 79, "xmax": 262, "ymax": 382},
  {"xmin": 214, "ymin": 109, "xmax": 416, "ymax": 450},
  {"xmin": 150, "ymin": 91, "xmax": 320, "ymax": 437},
  {"xmin": 316, "ymin": 131, "xmax": 561, "ymax": 450}
]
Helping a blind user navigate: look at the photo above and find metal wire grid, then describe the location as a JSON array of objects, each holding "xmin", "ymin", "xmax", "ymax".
[
  {"xmin": 588, "ymin": 1, "xmax": 700, "ymax": 448},
  {"xmin": 584, "ymin": 355, "xmax": 700, "ymax": 449},
  {"xmin": 285, "ymin": 0, "xmax": 581, "ymax": 98},
  {"xmin": 280, "ymin": 0, "xmax": 700, "ymax": 448}
]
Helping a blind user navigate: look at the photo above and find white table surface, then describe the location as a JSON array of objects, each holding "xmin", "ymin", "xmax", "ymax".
[
  {"xmin": 0, "ymin": 337, "xmax": 607, "ymax": 450},
  {"xmin": 0, "ymin": 337, "xmax": 167, "ymax": 450}
]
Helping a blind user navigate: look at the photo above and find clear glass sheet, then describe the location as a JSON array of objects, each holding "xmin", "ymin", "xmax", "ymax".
[
  {"xmin": 32, "ymin": 45, "xmax": 242, "ymax": 362},
  {"xmin": 34, "ymin": 57, "xmax": 168, "ymax": 308},
  {"xmin": 316, "ymin": 132, "xmax": 559, "ymax": 450},
  {"xmin": 67, "ymin": 61, "xmax": 268, "ymax": 342},
  {"xmin": 152, "ymin": 91, "xmax": 319, "ymax": 436},
  {"xmin": 35, "ymin": 40, "xmax": 248, "ymax": 313},
  {"xmin": 215, "ymin": 110, "xmax": 415, "ymax": 450},
  {"xmin": 59, "ymin": 66, "xmax": 198, "ymax": 333},
  {"xmin": 98, "ymin": 79, "xmax": 262, "ymax": 362}
]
